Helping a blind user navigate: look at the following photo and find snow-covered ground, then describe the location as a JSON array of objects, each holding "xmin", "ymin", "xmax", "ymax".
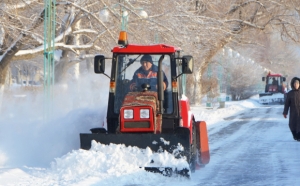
[{"xmin": 0, "ymin": 95, "xmax": 295, "ymax": 186}]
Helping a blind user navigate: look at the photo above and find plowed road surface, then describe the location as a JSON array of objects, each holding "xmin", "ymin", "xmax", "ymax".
[{"xmin": 193, "ymin": 105, "xmax": 300, "ymax": 186}]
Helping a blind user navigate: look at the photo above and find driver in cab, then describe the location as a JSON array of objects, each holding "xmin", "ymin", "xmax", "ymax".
[{"xmin": 129, "ymin": 55, "xmax": 168, "ymax": 91}]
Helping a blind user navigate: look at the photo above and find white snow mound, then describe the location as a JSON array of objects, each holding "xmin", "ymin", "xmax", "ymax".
[{"xmin": 50, "ymin": 140, "xmax": 189, "ymax": 181}]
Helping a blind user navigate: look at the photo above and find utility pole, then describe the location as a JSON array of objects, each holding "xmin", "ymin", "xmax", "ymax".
[
  {"xmin": 43, "ymin": 0, "xmax": 56, "ymax": 121},
  {"xmin": 206, "ymin": 63, "xmax": 212, "ymax": 107}
]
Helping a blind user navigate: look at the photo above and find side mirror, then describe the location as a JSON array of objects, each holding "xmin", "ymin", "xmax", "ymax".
[
  {"xmin": 94, "ymin": 55, "xmax": 105, "ymax": 74},
  {"xmin": 262, "ymin": 77, "xmax": 265, "ymax": 81},
  {"xmin": 182, "ymin": 55, "xmax": 193, "ymax": 74},
  {"xmin": 282, "ymin": 77, "xmax": 286, "ymax": 82}
]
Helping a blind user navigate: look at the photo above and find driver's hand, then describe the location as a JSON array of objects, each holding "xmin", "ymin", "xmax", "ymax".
[{"xmin": 130, "ymin": 83, "xmax": 137, "ymax": 91}]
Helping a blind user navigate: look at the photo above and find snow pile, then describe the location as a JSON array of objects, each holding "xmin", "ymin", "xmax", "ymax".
[
  {"xmin": 40, "ymin": 140, "xmax": 190, "ymax": 185},
  {"xmin": 238, "ymin": 97, "xmax": 261, "ymax": 107},
  {"xmin": 52, "ymin": 140, "xmax": 188, "ymax": 173},
  {"xmin": 192, "ymin": 96, "xmax": 261, "ymax": 125},
  {"xmin": 0, "ymin": 107, "xmax": 105, "ymax": 167}
]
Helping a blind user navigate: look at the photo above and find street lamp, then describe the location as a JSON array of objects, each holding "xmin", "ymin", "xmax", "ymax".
[
  {"xmin": 138, "ymin": 9, "xmax": 148, "ymax": 19},
  {"xmin": 99, "ymin": 8, "xmax": 110, "ymax": 23},
  {"xmin": 121, "ymin": 10, "xmax": 129, "ymax": 31},
  {"xmin": 99, "ymin": 2, "xmax": 148, "ymax": 31}
]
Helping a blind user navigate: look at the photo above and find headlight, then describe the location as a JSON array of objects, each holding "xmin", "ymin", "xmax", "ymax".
[
  {"xmin": 140, "ymin": 109, "xmax": 150, "ymax": 118},
  {"xmin": 124, "ymin": 109, "xmax": 133, "ymax": 119}
]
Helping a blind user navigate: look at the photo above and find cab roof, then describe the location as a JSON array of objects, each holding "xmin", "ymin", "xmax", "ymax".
[
  {"xmin": 267, "ymin": 72, "xmax": 283, "ymax": 77},
  {"xmin": 112, "ymin": 44, "xmax": 181, "ymax": 54}
]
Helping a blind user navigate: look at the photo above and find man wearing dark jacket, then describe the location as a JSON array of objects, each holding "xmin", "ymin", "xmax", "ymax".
[
  {"xmin": 283, "ymin": 77, "xmax": 300, "ymax": 141},
  {"xmin": 129, "ymin": 55, "xmax": 168, "ymax": 91}
]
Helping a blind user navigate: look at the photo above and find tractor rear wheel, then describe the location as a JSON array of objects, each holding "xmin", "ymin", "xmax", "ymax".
[{"xmin": 189, "ymin": 119, "xmax": 198, "ymax": 172}]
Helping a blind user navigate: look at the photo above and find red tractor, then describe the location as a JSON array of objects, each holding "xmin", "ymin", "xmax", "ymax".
[
  {"xmin": 259, "ymin": 72, "xmax": 286, "ymax": 104},
  {"xmin": 80, "ymin": 31, "xmax": 210, "ymax": 176}
]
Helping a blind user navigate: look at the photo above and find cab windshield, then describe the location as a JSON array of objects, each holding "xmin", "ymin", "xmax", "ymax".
[
  {"xmin": 267, "ymin": 77, "xmax": 281, "ymax": 85},
  {"xmin": 114, "ymin": 54, "xmax": 173, "ymax": 114}
]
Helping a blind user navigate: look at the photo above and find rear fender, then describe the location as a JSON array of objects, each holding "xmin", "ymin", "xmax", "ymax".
[{"xmin": 180, "ymin": 97, "xmax": 194, "ymax": 144}]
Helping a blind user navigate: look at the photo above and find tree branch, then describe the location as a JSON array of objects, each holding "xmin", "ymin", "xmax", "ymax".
[
  {"xmin": 0, "ymin": 8, "xmax": 45, "ymax": 69},
  {"xmin": 227, "ymin": 0, "xmax": 266, "ymax": 15},
  {"xmin": 225, "ymin": 19, "xmax": 265, "ymax": 29},
  {"xmin": 13, "ymin": 42, "xmax": 100, "ymax": 60},
  {"xmin": 58, "ymin": 1, "xmax": 117, "ymax": 42}
]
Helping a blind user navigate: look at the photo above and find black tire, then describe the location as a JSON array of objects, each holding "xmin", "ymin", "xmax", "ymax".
[{"xmin": 189, "ymin": 119, "xmax": 197, "ymax": 173}]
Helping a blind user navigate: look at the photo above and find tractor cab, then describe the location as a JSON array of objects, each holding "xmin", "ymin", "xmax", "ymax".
[
  {"xmin": 262, "ymin": 72, "xmax": 286, "ymax": 94},
  {"xmin": 94, "ymin": 52, "xmax": 193, "ymax": 132},
  {"xmin": 93, "ymin": 31, "xmax": 194, "ymax": 134}
]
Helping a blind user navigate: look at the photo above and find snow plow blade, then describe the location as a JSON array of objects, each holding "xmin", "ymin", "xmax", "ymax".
[
  {"xmin": 259, "ymin": 93, "xmax": 284, "ymax": 104},
  {"xmin": 259, "ymin": 92, "xmax": 273, "ymax": 98},
  {"xmin": 80, "ymin": 128, "xmax": 191, "ymax": 177},
  {"xmin": 143, "ymin": 167, "xmax": 189, "ymax": 177}
]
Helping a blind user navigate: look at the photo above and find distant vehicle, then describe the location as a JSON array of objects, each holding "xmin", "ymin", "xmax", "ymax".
[
  {"xmin": 259, "ymin": 72, "xmax": 286, "ymax": 104},
  {"xmin": 22, "ymin": 80, "xmax": 40, "ymax": 86}
]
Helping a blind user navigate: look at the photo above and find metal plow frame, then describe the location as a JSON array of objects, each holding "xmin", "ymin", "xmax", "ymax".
[{"xmin": 144, "ymin": 167, "xmax": 190, "ymax": 177}]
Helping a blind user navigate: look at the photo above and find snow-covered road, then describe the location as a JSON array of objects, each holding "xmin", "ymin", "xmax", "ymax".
[
  {"xmin": 1, "ymin": 97, "xmax": 300, "ymax": 185},
  {"xmin": 192, "ymin": 105, "xmax": 300, "ymax": 186}
]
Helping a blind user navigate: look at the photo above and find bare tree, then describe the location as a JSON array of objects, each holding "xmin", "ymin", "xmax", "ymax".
[
  {"xmin": 1, "ymin": 0, "xmax": 300, "ymax": 107},
  {"xmin": 176, "ymin": 0, "xmax": 300, "ymax": 104},
  {"xmin": 224, "ymin": 54, "xmax": 265, "ymax": 100}
]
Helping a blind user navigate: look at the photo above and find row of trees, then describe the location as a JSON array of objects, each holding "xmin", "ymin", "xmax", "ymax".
[{"xmin": 0, "ymin": 0, "xmax": 300, "ymax": 105}]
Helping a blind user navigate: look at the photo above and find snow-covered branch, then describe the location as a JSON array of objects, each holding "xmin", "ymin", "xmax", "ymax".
[
  {"xmin": 225, "ymin": 19, "xmax": 265, "ymax": 29},
  {"xmin": 0, "ymin": 8, "xmax": 45, "ymax": 70},
  {"xmin": 1, "ymin": 0, "xmax": 38, "ymax": 11},
  {"xmin": 73, "ymin": 29, "xmax": 98, "ymax": 35},
  {"xmin": 1, "ymin": 23, "xmax": 44, "ymax": 44},
  {"xmin": 13, "ymin": 42, "xmax": 99, "ymax": 60},
  {"xmin": 57, "ymin": 1, "xmax": 116, "ymax": 41},
  {"xmin": 227, "ymin": 0, "xmax": 266, "ymax": 15}
]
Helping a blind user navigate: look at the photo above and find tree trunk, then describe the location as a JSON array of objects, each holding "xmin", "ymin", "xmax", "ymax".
[
  {"xmin": 7, "ymin": 67, "xmax": 11, "ymax": 87},
  {"xmin": 190, "ymin": 74, "xmax": 197, "ymax": 105},
  {"xmin": 54, "ymin": 8, "xmax": 76, "ymax": 83},
  {"xmin": 55, "ymin": 58, "xmax": 76, "ymax": 83},
  {"xmin": 192, "ymin": 38, "xmax": 229, "ymax": 105},
  {"xmin": 85, "ymin": 51, "xmax": 93, "ymax": 72},
  {"xmin": 0, "ymin": 83, "xmax": 4, "ymax": 113},
  {"xmin": 193, "ymin": 73, "xmax": 201, "ymax": 105},
  {"xmin": 0, "ymin": 37, "xmax": 24, "ymax": 84},
  {"xmin": 0, "ymin": 9, "xmax": 45, "ymax": 86},
  {"xmin": 74, "ymin": 19, "xmax": 82, "ymax": 81},
  {"xmin": 0, "ymin": 65, "xmax": 8, "ymax": 86},
  {"xmin": 0, "ymin": 67, "xmax": 9, "ymax": 112}
]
